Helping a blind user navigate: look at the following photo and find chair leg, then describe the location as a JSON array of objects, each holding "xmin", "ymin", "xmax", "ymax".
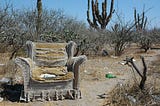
[
  {"xmin": 47, "ymin": 92, "xmax": 51, "ymax": 101},
  {"xmin": 73, "ymin": 90, "xmax": 78, "ymax": 99},
  {"xmin": 41, "ymin": 91, "xmax": 45, "ymax": 101},
  {"xmin": 26, "ymin": 92, "xmax": 30, "ymax": 102},
  {"xmin": 60, "ymin": 90, "xmax": 65, "ymax": 100},
  {"xmin": 79, "ymin": 90, "xmax": 82, "ymax": 99},
  {"xmin": 55, "ymin": 90, "xmax": 59, "ymax": 101}
]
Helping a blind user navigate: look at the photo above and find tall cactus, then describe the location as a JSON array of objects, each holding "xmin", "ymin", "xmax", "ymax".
[
  {"xmin": 134, "ymin": 9, "xmax": 147, "ymax": 31},
  {"xmin": 36, "ymin": 0, "xmax": 42, "ymax": 40},
  {"xmin": 134, "ymin": 9, "xmax": 150, "ymax": 52},
  {"xmin": 87, "ymin": 0, "xmax": 114, "ymax": 29}
]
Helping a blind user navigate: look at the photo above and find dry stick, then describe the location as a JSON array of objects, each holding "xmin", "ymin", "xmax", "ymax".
[
  {"xmin": 130, "ymin": 66, "xmax": 139, "ymax": 85},
  {"xmin": 139, "ymin": 56, "xmax": 147, "ymax": 90},
  {"xmin": 125, "ymin": 56, "xmax": 147, "ymax": 90}
]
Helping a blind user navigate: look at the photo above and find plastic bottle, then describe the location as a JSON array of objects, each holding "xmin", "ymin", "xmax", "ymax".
[{"xmin": 105, "ymin": 73, "xmax": 116, "ymax": 78}]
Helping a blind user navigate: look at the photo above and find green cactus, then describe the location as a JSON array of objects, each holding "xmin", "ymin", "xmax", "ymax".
[
  {"xmin": 36, "ymin": 0, "xmax": 42, "ymax": 40},
  {"xmin": 134, "ymin": 9, "xmax": 147, "ymax": 31},
  {"xmin": 134, "ymin": 9, "xmax": 151, "ymax": 52},
  {"xmin": 87, "ymin": 0, "xmax": 114, "ymax": 29}
]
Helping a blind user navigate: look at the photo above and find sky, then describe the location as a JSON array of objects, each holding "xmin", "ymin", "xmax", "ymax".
[{"xmin": 1, "ymin": 0, "xmax": 160, "ymax": 29}]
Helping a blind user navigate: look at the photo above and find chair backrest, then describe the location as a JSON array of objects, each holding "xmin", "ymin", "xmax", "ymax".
[{"xmin": 26, "ymin": 41, "xmax": 68, "ymax": 67}]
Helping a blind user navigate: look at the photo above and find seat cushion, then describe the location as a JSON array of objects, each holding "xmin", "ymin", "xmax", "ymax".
[{"xmin": 31, "ymin": 66, "xmax": 74, "ymax": 82}]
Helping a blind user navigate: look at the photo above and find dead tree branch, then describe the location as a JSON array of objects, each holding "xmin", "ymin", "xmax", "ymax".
[{"xmin": 124, "ymin": 56, "xmax": 147, "ymax": 90}]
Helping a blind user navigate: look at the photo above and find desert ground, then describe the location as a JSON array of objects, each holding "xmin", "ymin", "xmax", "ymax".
[{"xmin": 0, "ymin": 45, "xmax": 160, "ymax": 106}]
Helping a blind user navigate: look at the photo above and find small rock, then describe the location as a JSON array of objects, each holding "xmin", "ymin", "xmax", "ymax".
[
  {"xmin": 97, "ymin": 93, "xmax": 108, "ymax": 99},
  {"xmin": 102, "ymin": 49, "xmax": 109, "ymax": 56},
  {"xmin": 104, "ymin": 67, "xmax": 108, "ymax": 70},
  {"xmin": 111, "ymin": 55, "xmax": 118, "ymax": 59},
  {"xmin": 0, "ymin": 77, "xmax": 12, "ymax": 84},
  {"xmin": 0, "ymin": 64, "xmax": 5, "ymax": 66},
  {"xmin": 0, "ymin": 97, "xmax": 3, "ymax": 102},
  {"xmin": 127, "ymin": 95, "xmax": 136, "ymax": 103}
]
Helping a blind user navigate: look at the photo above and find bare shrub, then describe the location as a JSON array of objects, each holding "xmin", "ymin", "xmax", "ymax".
[
  {"xmin": 3, "ymin": 60, "xmax": 17, "ymax": 78},
  {"xmin": 104, "ymin": 78, "xmax": 160, "ymax": 106},
  {"xmin": 109, "ymin": 21, "xmax": 134, "ymax": 56},
  {"xmin": 0, "ymin": 3, "xmax": 90, "ymax": 57},
  {"xmin": 103, "ymin": 56, "xmax": 160, "ymax": 106},
  {"xmin": 149, "ymin": 28, "xmax": 160, "ymax": 47}
]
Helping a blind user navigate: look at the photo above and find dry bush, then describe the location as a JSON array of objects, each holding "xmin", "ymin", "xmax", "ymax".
[
  {"xmin": 103, "ymin": 64, "xmax": 160, "ymax": 106},
  {"xmin": 103, "ymin": 55, "xmax": 160, "ymax": 106},
  {"xmin": 0, "ymin": 52, "xmax": 22, "ymax": 78},
  {"xmin": 0, "ymin": 53, "xmax": 10, "ymax": 75},
  {"xmin": 0, "ymin": 58, "xmax": 23, "ymax": 84},
  {"xmin": 3, "ymin": 60, "xmax": 17, "ymax": 77},
  {"xmin": 148, "ymin": 56, "xmax": 160, "ymax": 74},
  {"xmin": 103, "ymin": 79, "xmax": 160, "ymax": 106}
]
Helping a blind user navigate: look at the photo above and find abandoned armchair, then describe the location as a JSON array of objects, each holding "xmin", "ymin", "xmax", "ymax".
[{"xmin": 14, "ymin": 41, "xmax": 87, "ymax": 102}]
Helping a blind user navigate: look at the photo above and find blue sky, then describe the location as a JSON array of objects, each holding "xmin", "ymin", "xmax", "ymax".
[{"xmin": 1, "ymin": 0, "xmax": 160, "ymax": 28}]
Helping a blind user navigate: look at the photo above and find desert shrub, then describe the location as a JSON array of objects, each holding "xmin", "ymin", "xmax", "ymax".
[
  {"xmin": 104, "ymin": 80, "xmax": 160, "ymax": 106},
  {"xmin": 134, "ymin": 30, "xmax": 152, "ymax": 53},
  {"xmin": 0, "ymin": 2, "xmax": 113, "ymax": 57},
  {"xmin": 149, "ymin": 28, "xmax": 160, "ymax": 46},
  {"xmin": 3, "ymin": 60, "xmax": 17, "ymax": 78},
  {"xmin": 104, "ymin": 57, "xmax": 160, "ymax": 106},
  {"xmin": 0, "ymin": 4, "xmax": 88, "ymax": 55}
]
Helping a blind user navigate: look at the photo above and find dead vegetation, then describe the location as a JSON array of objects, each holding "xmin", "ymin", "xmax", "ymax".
[
  {"xmin": 105, "ymin": 77, "xmax": 160, "ymax": 106},
  {"xmin": 0, "ymin": 53, "xmax": 17, "ymax": 77},
  {"xmin": 103, "ymin": 79, "xmax": 160, "ymax": 106},
  {"xmin": 103, "ymin": 54, "xmax": 160, "ymax": 106}
]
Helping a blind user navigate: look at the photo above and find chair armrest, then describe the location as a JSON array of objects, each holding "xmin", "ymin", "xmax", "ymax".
[
  {"xmin": 14, "ymin": 57, "xmax": 33, "ymax": 91},
  {"xmin": 72, "ymin": 55, "xmax": 87, "ymax": 90},
  {"xmin": 66, "ymin": 41, "xmax": 87, "ymax": 90}
]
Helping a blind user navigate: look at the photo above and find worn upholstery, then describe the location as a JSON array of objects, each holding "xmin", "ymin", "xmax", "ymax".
[{"xmin": 15, "ymin": 41, "xmax": 87, "ymax": 101}]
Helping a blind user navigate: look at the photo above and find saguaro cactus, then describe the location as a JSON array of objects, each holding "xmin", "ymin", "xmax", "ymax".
[
  {"xmin": 36, "ymin": 0, "xmax": 42, "ymax": 40},
  {"xmin": 134, "ymin": 9, "xmax": 147, "ymax": 31},
  {"xmin": 87, "ymin": 0, "xmax": 114, "ymax": 29}
]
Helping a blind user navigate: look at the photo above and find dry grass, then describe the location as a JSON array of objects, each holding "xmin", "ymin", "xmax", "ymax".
[
  {"xmin": 148, "ymin": 55, "xmax": 160, "ymax": 94},
  {"xmin": 148, "ymin": 55, "xmax": 160, "ymax": 74},
  {"xmin": 35, "ymin": 42, "xmax": 67, "ymax": 49},
  {"xmin": 103, "ymin": 54, "xmax": 160, "ymax": 106},
  {"xmin": 32, "ymin": 66, "xmax": 74, "ymax": 82},
  {"xmin": 0, "ymin": 53, "xmax": 13, "ymax": 77},
  {"xmin": 0, "ymin": 53, "xmax": 23, "ymax": 82},
  {"xmin": 0, "ymin": 53, "xmax": 10, "ymax": 64},
  {"xmin": 103, "ymin": 78, "xmax": 160, "ymax": 106}
]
